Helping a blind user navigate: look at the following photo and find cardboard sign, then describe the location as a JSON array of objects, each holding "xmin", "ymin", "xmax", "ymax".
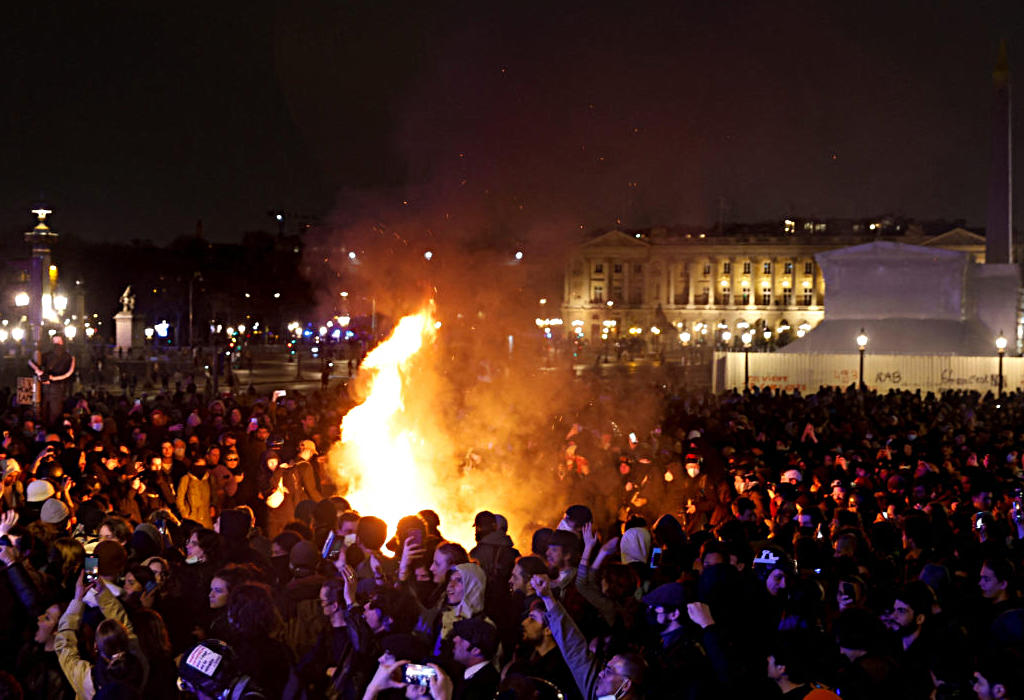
[{"xmin": 16, "ymin": 378, "xmax": 35, "ymax": 406}]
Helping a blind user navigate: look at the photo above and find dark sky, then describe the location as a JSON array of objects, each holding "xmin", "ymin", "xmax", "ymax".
[{"xmin": 0, "ymin": 1, "xmax": 1020, "ymax": 244}]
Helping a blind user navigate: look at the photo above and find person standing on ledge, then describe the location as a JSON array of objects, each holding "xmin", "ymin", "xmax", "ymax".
[{"xmin": 28, "ymin": 335, "xmax": 76, "ymax": 429}]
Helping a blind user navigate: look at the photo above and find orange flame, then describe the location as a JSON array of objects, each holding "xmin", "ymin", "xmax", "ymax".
[{"xmin": 332, "ymin": 307, "xmax": 445, "ymax": 532}]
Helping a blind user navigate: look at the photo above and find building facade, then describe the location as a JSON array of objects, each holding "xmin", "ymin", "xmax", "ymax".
[{"xmin": 560, "ymin": 225, "xmax": 985, "ymax": 349}]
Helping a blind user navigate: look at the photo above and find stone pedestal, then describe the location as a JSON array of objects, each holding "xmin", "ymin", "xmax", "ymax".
[{"xmin": 114, "ymin": 311, "xmax": 143, "ymax": 353}]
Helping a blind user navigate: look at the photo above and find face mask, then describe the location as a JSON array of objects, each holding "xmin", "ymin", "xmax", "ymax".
[
  {"xmin": 556, "ymin": 518, "xmax": 574, "ymax": 532},
  {"xmin": 185, "ymin": 555, "xmax": 200, "ymax": 565},
  {"xmin": 90, "ymin": 422, "xmax": 103, "ymax": 432},
  {"xmin": 597, "ymin": 679, "xmax": 629, "ymax": 700}
]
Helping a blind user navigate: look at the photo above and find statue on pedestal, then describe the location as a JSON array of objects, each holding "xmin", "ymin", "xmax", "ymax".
[{"xmin": 119, "ymin": 286, "xmax": 135, "ymax": 313}]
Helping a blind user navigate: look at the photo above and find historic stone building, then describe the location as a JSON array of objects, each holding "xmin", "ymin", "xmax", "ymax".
[{"xmin": 560, "ymin": 224, "xmax": 986, "ymax": 349}]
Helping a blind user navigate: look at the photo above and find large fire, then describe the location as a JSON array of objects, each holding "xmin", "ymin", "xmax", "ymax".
[{"xmin": 331, "ymin": 307, "xmax": 465, "ymax": 537}]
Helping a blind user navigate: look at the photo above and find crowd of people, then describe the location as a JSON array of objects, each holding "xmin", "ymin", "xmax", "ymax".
[{"xmin": 0, "ymin": 374, "xmax": 1022, "ymax": 698}]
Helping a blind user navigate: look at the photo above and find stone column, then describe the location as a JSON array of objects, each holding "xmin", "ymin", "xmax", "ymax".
[
  {"xmin": 663, "ymin": 260, "xmax": 671, "ymax": 304},
  {"xmin": 687, "ymin": 260, "xmax": 695, "ymax": 306},
  {"xmin": 728, "ymin": 256, "xmax": 737, "ymax": 308}
]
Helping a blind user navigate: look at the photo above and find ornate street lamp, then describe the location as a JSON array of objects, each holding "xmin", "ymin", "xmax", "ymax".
[
  {"xmin": 996, "ymin": 332, "xmax": 1008, "ymax": 399},
  {"xmin": 856, "ymin": 329, "xmax": 869, "ymax": 391}
]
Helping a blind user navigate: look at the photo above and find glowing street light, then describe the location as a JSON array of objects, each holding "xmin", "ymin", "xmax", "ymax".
[
  {"xmin": 64, "ymin": 325, "xmax": 77, "ymax": 339},
  {"xmin": 997, "ymin": 331, "xmax": 1008, "ymax": 398},
  {"xmin": 53, "ymin": 294, "xmax": 68, "ymax": 312},
  {"xmin": 424, "ymin": 251, "xmax": 433, "ymax": 261},
  {"xmin": 13, "ymin": 292, "xmax": 28, "ymax": 307},
  {"xmin": 11, "ymin": 327, "xmax": 24, "ymax": 342},
  {"xmin": 856, "ymin": 329, "xmax": 869, "ymax": 391},
  {"xmin": 144, "ymin": 327, "xmax": 154, "ymax": 340},
  {"xmin": 722, "ymin": 330, "xmax": 732, "ymax": 343},
  {"xmin": 0, "ymin": 329, "xmax": 7, "ymax": 343},
  {"xmin": 514, "ymin": 250, "xmax": 524, "ymax": 260},
  {"xmin": 741, "ymin": 331, "xmax": 753, "ymax": 389}
]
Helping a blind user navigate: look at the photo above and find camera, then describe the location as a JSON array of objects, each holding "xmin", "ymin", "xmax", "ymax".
[{"xmin": 402, "ymin": 664, "xmax": 437, "ymax": 687}]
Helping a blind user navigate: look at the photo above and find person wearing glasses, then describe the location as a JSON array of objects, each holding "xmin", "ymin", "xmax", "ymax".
[{"xmin": 531, "ymin": 574, "xmax": 646, "ymax": 700}]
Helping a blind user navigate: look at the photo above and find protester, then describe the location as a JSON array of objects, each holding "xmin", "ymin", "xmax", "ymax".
[{"xmin": 8, "ymin": 376, "xmax": 1024, "ymax": 697}]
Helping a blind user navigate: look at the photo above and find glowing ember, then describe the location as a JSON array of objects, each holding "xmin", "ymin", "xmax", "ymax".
[{"xmin": 334, "ymin": 308, "xmax": 441, "ymax": 530}]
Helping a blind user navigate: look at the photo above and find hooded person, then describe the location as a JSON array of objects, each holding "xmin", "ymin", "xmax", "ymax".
[
  {"xmin": 435, "ymin": 562, "xmax": 489, "ymax": 655},
  {"xmin": 129, "ymin": 523, "xmax": 162, "ymax": 563},
  {"xmin": 470, "ymin": 510, "xmax": 520, "ymax": 592},
  {"xmin": 278, "ymin": 540, "xmax": 328, "ymax": 660},
  {"xmin": 620, "ymin": 527, "xmax": 653, "ymax": 566},
  {"xmin": 255, "ymin": 448, "xmax": 292, "ymax": 537},
  {"xmin": 176, "ymin": 458, "xmax": 213, "ymax": 529},
  {"xmin": 0, "ymin": 457, "xmax": 25, "ymax": 511},
  {"xmin": 750, "ymin": 545, "xmax": 795, "ymax": 639},
  {"xmin": 217, "ymin": 508, "xmax": 270, "ymax": 572}
]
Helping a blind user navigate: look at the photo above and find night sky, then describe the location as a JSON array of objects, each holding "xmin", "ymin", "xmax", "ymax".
[{"xmin": 0, "ymin": 1, "xmax": 1021, "ymax": 244}]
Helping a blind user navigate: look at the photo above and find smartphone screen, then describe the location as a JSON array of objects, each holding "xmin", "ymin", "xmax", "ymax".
[
  {"xmin": 649, "ymin": 546, "xmax": 662, "ymax": 569},
  {"xmin": 84, "ymin": 555, "xmax": 99, "ymax": 584},
  {"xmin": 321, "ymin": 531, "xmax": 344, "ymax": 560}
]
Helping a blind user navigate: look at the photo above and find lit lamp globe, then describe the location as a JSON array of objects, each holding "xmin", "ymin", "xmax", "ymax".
[
  {"xmin": 680, "ymin": 331, "xmax": 691, "ymax": 343},
  {"xmin": 856, "ymin": 330, "xmax": 868, "ymax": 350},
  {"xmin": 721, "ymin": 330, "xmax": 732, "ymax": 343},
  {"xmin": 64, "ymin": 325, "xmax": 77, "ymax": 340},
  {"xmin": 741, "ymin": 331, "xmax": 753, "ymax": 346},
  {"xmin": 996, "ymin": 335, "xmax": 1008, "ymax": 353}
]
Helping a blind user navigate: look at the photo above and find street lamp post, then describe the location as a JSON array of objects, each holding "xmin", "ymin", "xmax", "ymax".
[
  {"xmin": 856, "ymin": 329, "xmax": 869, "ymax": 391},
  {"xmin": 741, "ymin": 331, "xmax": 753, "ymax": 390},
  {"xmin": 996, "ymin": 331, "xmax": 1007, "ymax": 399},
  {"xmin": 188, "ymin": 272, "xmax": 202, "ymax": 348}
]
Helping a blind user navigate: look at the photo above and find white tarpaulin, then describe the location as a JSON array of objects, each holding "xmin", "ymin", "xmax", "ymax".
[{"xmin": 712, "ymin": 351, "xmax": 1021, "ymax": 394}]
